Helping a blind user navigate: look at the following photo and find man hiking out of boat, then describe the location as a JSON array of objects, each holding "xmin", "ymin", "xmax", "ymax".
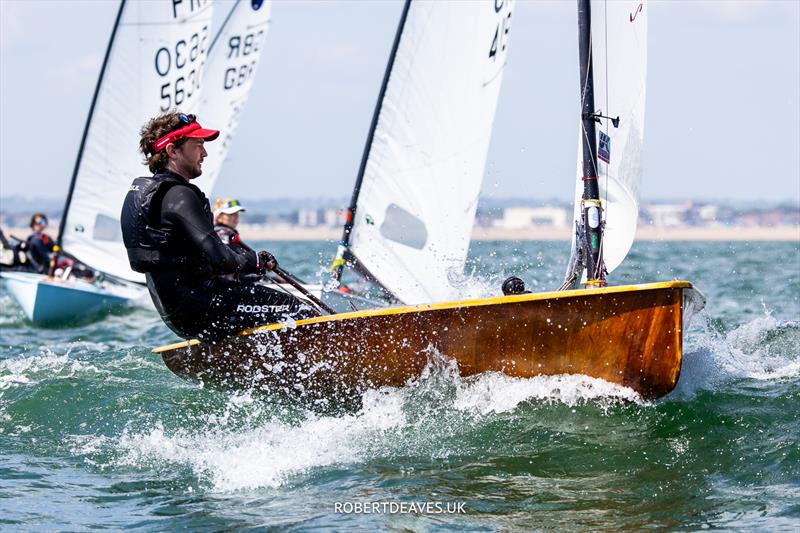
[{"xmin": 120, "ymin": 111, "xmax": 315, "ymax": 342}]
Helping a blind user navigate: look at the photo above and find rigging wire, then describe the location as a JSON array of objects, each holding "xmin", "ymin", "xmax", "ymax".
[{"xmin": 597, "ymin": 0, "xmax": 611, "ymax": 281}]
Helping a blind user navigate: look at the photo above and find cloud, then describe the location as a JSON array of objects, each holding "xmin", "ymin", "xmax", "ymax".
[
  {"xmin": 315, "ymin": 43, "xmax": 359, "ymax": 65},
  {"xmin": 0, "ymin": 1, "xmax": 24, "ymax": 48},
  {"xmin": 46, "ymin": 53, "xmax": 102, "ymax": 85},
  {"xmin": 698, "ymin": 0, "xmax": 785, "ymax": 22}
]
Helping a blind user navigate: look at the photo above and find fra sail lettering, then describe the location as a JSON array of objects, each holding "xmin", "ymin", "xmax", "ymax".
[{"xmin": 171, "ymin": 0, "xmax": 209, "ymax": 19}]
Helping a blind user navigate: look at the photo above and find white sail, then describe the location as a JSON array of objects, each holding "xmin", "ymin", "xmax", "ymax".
[
  {"xmin": 193, "ymin": 0, "xmax": 272, "ymax": 193},
  {"xmin": 348, "ymin": 0, "xmax": 513, "ymax": 304},
  {"xmin": 60, "ymin": 0, "xmax": 214, "ymax": 283},
  {"xmin": 571, "ymin": 0, "xmax": 647, "ymax": 274}
]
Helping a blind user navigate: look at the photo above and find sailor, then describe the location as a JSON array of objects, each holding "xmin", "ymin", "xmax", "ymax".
[
  {"xmin": 120, "ymin": 111, "xmax": 315, "ymax": 342},
  {"xmin": 212, "ymin": 198, "xmax": 249, "ymax": 252},
  {"xmin": 26, "ymin": 213, "xmax": 56, "ymax": 273},
  {"xmin": 212, "ymin": 197, "xmax": 288, "ymax": 285}
]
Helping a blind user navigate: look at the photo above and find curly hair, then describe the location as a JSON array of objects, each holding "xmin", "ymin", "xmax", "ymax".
[{"xmin": 139, "ymin": 110, "xmax": 192, "ymax": 173}]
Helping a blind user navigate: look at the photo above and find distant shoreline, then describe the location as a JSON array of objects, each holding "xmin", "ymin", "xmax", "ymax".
[
  {"xmin": 4, "ymin": 225, "xmax": 797, "ymax": 242},
  {"xmin": 236, "ymin": 225, "xmax": 799, "ymax": 242}
]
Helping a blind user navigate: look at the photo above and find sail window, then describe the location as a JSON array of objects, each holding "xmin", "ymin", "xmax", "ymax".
[
  {"xmin": 92, "ymin": 214, "xmax": 122, "ymax": 242},
  {"xmin": 379, "ymin": 203, "xmax": 427, "ymax": 250}
]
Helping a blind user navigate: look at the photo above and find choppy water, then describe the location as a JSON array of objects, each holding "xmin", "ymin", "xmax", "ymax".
[{"xmin": 1, "ymin": 240, "xmax": 798, "ymax": 531}]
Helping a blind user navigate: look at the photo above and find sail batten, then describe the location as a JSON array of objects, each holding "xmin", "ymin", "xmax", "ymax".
[{"xmin": 343, "ymin": 0, "xmax": 513, "ymax": 304}]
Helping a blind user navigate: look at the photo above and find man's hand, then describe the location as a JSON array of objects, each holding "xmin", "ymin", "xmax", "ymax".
[{"xmin": 258, "ymin": 250, "xmax": 278, "ymax": 272}]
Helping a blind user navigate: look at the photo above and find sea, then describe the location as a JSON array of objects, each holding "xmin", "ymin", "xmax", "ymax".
[{"xmin": 1, "ymin": 240, "xmax": 798, "ymax": 532}]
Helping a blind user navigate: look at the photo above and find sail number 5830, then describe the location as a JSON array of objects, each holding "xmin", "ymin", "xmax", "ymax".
[{"xmin": 154, "ymin": 26, "xmax": 209, "ymax": 110}]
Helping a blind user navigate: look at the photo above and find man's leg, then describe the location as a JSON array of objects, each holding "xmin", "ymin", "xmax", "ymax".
[{"xmin": 200, "ymin": 280, "xmax": 317, "ymax": 342}]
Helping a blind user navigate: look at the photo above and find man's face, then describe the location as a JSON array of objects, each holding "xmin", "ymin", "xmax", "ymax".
[
  {"xmin": 217, "ymin": 212, "xmax": 240, "ymax": 228},
  {"xmin": 32, "ymin": 218, "xmax": 48, "ymax": 232},
  {"xmin": 173, "ymin": 138, "xmax": 207, "ymax": 179}
]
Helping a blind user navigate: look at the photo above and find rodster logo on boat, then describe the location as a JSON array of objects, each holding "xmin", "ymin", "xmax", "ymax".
[{"xmin": 236, "ymin": 304, "xmax": 290, "ymax": 313}]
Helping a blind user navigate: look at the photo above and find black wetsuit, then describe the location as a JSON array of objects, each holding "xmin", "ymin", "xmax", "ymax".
[
  {"xmin": 214, "ymin": 223, "xmax": 242, "ymax": 247},
  {"xmin": 26, "ymin": 232, "xmax": 55, "ymax": 273},
  {"xmin": 121, "ymin": 169, "xmax": 314, "ymax": 342}
]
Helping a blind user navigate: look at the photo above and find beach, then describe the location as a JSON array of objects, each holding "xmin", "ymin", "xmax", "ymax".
[
  {"xmin": 4, "ymin": 225, "xmax": 797, "ymax": 243},
  {"xmin": 234, "ymin": 224, "xmax": 800, "ymax": 242}
]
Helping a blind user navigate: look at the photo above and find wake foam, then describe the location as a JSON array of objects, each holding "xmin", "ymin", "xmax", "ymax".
[
  {"xmin": 114, "ymin": 392, "xmax": 406, "ymax": 492},
  {"xmin": 673, "ymin": 310, "xmax": 799, "ymax": 398},
  {"xmin": 109, "ymin": 350, "xmax": 642, "ymax": 492},
  {"xmin": 0, "ymin": 350, "xmax": 102, "ymax": 392}
]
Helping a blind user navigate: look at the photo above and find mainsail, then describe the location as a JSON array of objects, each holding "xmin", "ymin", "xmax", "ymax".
[
  {"xmin": 59, "ymin": 0, "xmax": 214, "ymax": 283},
  {"xmin": 193, "ymin": 0, "xmax": 272, "ymax": 193},
  {"xmin": 335, "ymin": 0, "xmax": 513, "ymax": 304},
  {"xmin": 570, "ymin": 0, "xmax": 647, "ymax": 275}
]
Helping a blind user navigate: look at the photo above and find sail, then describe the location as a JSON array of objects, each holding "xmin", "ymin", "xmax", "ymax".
[
  {"xmin": 571, "ymin": 0, "xmax": 647, "ymax": 274},
  {"xmin": 193, "ymin": 0, "xmax": 272, "ymax": 193},
  {"xmin": 347, "ymin": 0, "xmax": 513, "ymax": 304},
  {"xmin": 60, "ymin": 0, "xmax": 214, "ymax": 283}
]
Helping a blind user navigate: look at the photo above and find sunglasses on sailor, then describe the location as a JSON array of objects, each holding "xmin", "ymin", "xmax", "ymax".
[
  {"xmin": 179, "ymin": 113, "xmax": 196, "ymax": 125},
  {"xmin": 34, "ymin": 218, "xmax": 48, "ymax": 227}
]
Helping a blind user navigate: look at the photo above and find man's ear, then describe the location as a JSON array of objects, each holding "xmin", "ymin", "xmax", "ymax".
[{"xmin": 165, "ymin": 143, "xmax": 177, "ymax": 159}]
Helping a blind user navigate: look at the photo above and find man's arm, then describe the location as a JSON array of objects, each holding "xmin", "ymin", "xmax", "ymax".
[{"xmin": 161, "ymin": 186, "xmax": 258, "ymax": 274}]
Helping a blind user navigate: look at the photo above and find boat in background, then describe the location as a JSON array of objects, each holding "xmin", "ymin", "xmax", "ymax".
[
  {"xmin": 193, "ymin": 0, "xmax": 272, "ymax": 194},
  {"xmin": 329, "ymin": 0, "xmax": 513, "ymax": 305},
  {"xmin": 4, "ymin": 0, "xmax": 275, "ymax": 325},
  {"xmin": 2, "ymin": 272, "xmax": 144, "ymax": 326},
  {"xmin": 3, "ymin": 0, "xmax": 215, "ymax": 323},
  {"xmin": 155, "ymin": 0, "xmax": 706, "ymax": 405}
]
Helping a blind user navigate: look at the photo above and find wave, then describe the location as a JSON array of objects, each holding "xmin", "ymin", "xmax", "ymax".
[
  {"xmin": 102, "ymin": 350, "xmax": 643, "ymax": 493},
  {"xmin": 672, "ymin": 310, "xmax": 799, "ymax": 398}
]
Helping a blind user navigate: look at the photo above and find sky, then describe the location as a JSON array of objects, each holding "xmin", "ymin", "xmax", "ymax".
[{"xmin": 0, "ymin": 0, "xmax": 798, "ymax": 205}]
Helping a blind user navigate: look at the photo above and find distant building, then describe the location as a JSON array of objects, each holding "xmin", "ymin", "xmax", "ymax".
[
  {"xmin": 295, "ymin": 208, "xmax": 346, "ymax": 227},
  {"xmin": 644, "ymin": 203, "xmax": 691, "ymax": 227},
  {"xmin": 297, "ymin": 208, "xmax": 319, "ymax": 227},
  {"xmin": 323, "ymin": 208, "xmax": 344, "ymax": 227},
  {"xmin": 495, "ymin": 207, "xmax": 569, "ymax": 229}
]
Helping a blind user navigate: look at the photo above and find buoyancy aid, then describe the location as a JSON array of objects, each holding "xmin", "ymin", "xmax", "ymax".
[{"xmin": 120, "ymin": 171, "xmax": 211, "ymax": 273}]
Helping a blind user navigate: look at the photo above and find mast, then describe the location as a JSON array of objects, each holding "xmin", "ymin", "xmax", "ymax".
[
  {"xmin": 57, "ymin": 0, "xmax": 126, "ymax": 245},
  {"xmin": 577, "ymin": 0, "xmax": 605, "ymax": 285},
  {"xmin": 331, "ymin": 0, "xmax": 412, "ymax": 284}
]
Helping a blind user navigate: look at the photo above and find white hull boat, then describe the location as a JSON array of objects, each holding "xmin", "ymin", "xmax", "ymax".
[{"xmin": 1, "ymin": 272, "xmax": 145, "ymax": 326}]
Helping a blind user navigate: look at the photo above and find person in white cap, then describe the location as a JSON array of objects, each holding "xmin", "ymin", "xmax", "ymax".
[{"xmin": 213, "ymin": 198, "xmax": 247, "ymax": 250}]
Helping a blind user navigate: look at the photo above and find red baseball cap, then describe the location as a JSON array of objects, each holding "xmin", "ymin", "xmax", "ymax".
[{"xmin": 153, "ymin": 120, "xmax": 220, "ymax": 153}]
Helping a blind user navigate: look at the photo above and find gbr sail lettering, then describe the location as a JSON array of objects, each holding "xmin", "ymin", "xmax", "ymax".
[
  {"xmin": 489, "ymin": 0, "xmax": 513, "ymax": 61},
  {"xmin": 223, "ymin": 31, "xmax": 265, "ymax": 90}
]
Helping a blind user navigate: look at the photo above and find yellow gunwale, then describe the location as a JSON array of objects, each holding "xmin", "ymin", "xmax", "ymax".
[{"xmin": 152, "ymin": 280, "xmax": 693, "ymax": 353}]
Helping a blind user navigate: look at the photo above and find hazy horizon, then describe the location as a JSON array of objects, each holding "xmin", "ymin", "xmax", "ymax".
[{"xmin": 1, "ymin": 1, "xmax": 798, "ymax": 203}]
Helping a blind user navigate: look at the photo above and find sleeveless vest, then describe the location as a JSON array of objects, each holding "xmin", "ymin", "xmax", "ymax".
[{"xmin": 120, "ymin": 172, "xmax": 211, "ymax": 273}]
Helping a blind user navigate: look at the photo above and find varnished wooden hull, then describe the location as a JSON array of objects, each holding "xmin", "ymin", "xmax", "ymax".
[{"xmin": 154, "ymin": 281, "xmax": 704, "ymax": 405}]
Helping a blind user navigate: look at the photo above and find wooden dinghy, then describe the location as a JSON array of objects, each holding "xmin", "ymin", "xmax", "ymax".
[{"xmin": 154, "ymin": 281, "xmax": 705, "ymax": 404}]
